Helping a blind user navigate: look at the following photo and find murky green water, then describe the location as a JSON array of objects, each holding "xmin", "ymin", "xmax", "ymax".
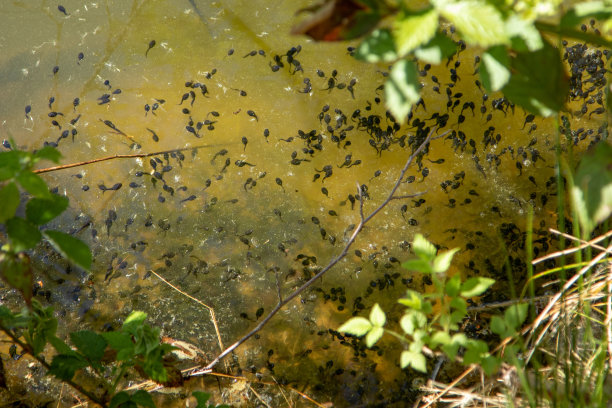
[{"xmin": 0, "ymin": 0, "xmax": 608, "ymax": 406}]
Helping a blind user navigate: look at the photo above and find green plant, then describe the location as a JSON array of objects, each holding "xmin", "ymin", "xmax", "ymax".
[
  {"xmin": 295, "ymin": 0, "xmax": 612, "ymax": 121},
  {"xmin": 0, "ymin": 144, "xmax": 224, "ymax": 407},
  {"xmin": 339, "ymin": 234, "xmax": 528, "ymax": 375}
]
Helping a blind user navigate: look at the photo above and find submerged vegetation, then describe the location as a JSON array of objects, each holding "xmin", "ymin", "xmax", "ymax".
[{"xmin": 0, "ymin": 0, "xmax": 611, "ymax": 406}]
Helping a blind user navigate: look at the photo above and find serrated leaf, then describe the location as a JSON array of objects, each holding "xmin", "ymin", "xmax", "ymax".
[
  {"xmin": 398, "ymin": 290, "xmax": 422, "ymax": 309},
  {"xmin": 338, "ymin": 317, "xmax": 372, "ymax": 336},
  {"xmin": 444, "ymin": 275, "xmax": 461, "ymax": 297},
  {"xmin": 6, "ymin": 217, "xmax": 42, "ymax": 251},
  {"xmin": 463, "ymin": 339, "xmax": 489, "ymax": 365},
  {"xmin": 110, "ymin": 392, "xmax": 132, "ymax": 408},
  {"xmin": 501, "ymin": 40, "xmax": 568, "ymax": 116},
  {"xmin": 400, "ymin": 313, "xmax": 416, "ymax": 335},
  {"xmin": 26, "ymin": 195, "xmax": 69, "ymax": 225},
  {"xmin": 49, "ymin": 354, "xmax": 88, "ymax": 381},
  {"xmin": 130, "ymin": 390, "xmax": 156, "ymax": 408},
  {"xmin": 70, "ymin": 330, "xmax": 107, "ymax": 362},
  {"xmin": 480, "ymin": 46, "xmax": 510, "ymax": 92},
  {"xmin": 123, "ymin": 311, "xmax": 148, "ymax": 331},
  {"xmin": 33, "ymin": 146, "xmax": 61, "ymax": 163},
  {"xmin": 385, "ymin": 59, "xmax": 421, "ymax": 123},
  {"xmin": 0, "ymin": 253, "xmax": 33, "ymax": 305},
  {"xmin": 401, "ymin": 350, "xmax": 427, "ymax": 372},
  {"xmin": 365, "ymin": 326, "xmax": 384, "ymax": 347},
  {"xmin": 401, "ymin": 258, "xmax": 432, "ymax": 273},
  {"xmin": 393, "ymin": 8, "xmax": 439, "ymax": 57},
  {"xmin": 412, "ymin": 234, "xmax": 436, "ymax": 259},
  {"xmin": 432, "ymin": 247, "xmax": 459, "ymax": 273},
  {"xmin": 193, "ymin": 391, "xmax": 211, "ymax": 408},
  {"xmin": 460, "ymin": 277, "xmax": 495, "ymax": 297},
  {"xmin": 0, "ymin": 151, "xmax": 22, "ymax": 181},
  {"xmin": 431, "ymin": 330, "xmax": 451, "ymax": 346},
  {"xmin": 414, "ymin": 32, "xmax": 457, "ymax": 64},
  {"xmin": 490, "ymin": 315, "xmax": 507, "ymax": 336},
  {"xmin": 481, "ymin": 355, "xmax": 501, "ymax": 375},
  {"xmin": 102, "ymin": 331, "xmax": 134, "ymax": 352},
  {"xmin": 48, "ymin": 335, "xmax": 74, "ymax": 355},
  {"xmin": 369, "ymin": 303, "xmax": 386, "ymax": 327},
  {"xmin": 504, "ymin": 303, "xmax": 528, "ymax": 330},
  {"xmin": 437, "ymin": 0, "xmax": 509, "ymax": 47},
  {"xmin": 572, "ymin": 141, "xmax": 612, "ymax": 234},
  {"xmin": 0, "ymin": 182, "xmax": 20, "ymax": 222},
  {"xmin": 505, "ymin": 15, "xmax": 542, "ymax": 51},
  {"xmin": 44, "ymin": 230, "xmax": 92, "ymax": 270},
  {"xmin": 16, "ymin": 171, "xmax": 51, "ymax": 199},
  {"xmin": 355, "ymin": 28, "xmax": 398, "ymax": 62}
]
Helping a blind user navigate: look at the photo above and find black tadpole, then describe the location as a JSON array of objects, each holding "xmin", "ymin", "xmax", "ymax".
[
  {"xmin": 275, "ymin": 177, "xmax": 285, "ymax": 192},
  {"xmin": 58, "ymin": 5, "xmax": 69, "ymax": 15},
  {"xmin": 247, "ymin": 110, "xmax": 258, "ymax": 121},
  {"xmin": 145, "ymin": 40, "xmax": 156, "ymax": 57},
  {"xmin": 241, "ymin": 136, "xmax": 248, "ymax": 151}
]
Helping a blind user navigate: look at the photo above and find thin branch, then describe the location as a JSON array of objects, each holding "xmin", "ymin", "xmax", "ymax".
[
  {"xmin": 33, "ymin": 144, "xmax": 224, "ymax": 174},
  {"xmin": 148, "ymin": 269, "xmax": 224, "ymax": 353},
  {"xmin": 0, "ymin": 324, "xmax": 107, "ymax": 407},
  {"xmin": 189, "ymin": 127, "xmax": 449, "ymax": 375}
]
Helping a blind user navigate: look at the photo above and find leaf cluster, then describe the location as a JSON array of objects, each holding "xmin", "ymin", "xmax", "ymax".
[
  {"xmin": 339, "ymin": 234, "xmax": 529, "ymax": 375},
  {"xmin": 349, "ymin": 0, "xmax": 612, "ymax": 121}
]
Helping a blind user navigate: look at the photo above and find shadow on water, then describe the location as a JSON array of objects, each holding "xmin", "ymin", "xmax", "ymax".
[{"xmin": 0, "ymin": 0, "xmax": 608, "ymax": 406}]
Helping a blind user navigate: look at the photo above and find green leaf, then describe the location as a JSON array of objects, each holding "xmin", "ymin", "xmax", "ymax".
[
  {"xmin": 0, "ymin": 151, "xmax": 22, "ymax": 181},
  {"xmin": 432, "ymin": 247, "xmax": 459, "ymax": 273},
  {"xmin": 70, "ymin": 330, "xmax": 107, "ymax": 362},
  {"xmin": 490, "ymin": 315, "xmax": 507, "ymax": 336},
  {"xmin": 48, "ymin": 335, "xmax": 74, "ymax": 355},
  {"xmin": 49, "ymin": 354, "xmax": 88, "ymax": 381},
  {"xmin": 398, "ymin": 290, "xmax": 423, "ymax": 309},
  {"xmin": 412, "ymin": 234, "xmax": 436, "ymax": 259},
  {"xmin": 102, "ymin": 331, "xmax": 134, "ymax": 351},
  {"xmin": 16, "ymin": 171, "xmax": 51, "ymax": 198},
  {"xmin": 33, "ymin": 146, "xmax": 61, "ymax": 163},
  {"xmin": 414, "ymin": 32, "xmax": 457, "ymax": 64},
  {"xmin": 431, "ymin": 330, "xmax": 451, "ymax": 346},
  {"xmin": 123, "ymin": 311, "xmax": 148, "ymax": 332},
  {"xmin": 460, "ymin": 277, "xmax": 495, "ymax": 297},
  {"xmin": 338, "ymin": 317, "xmax": 372, "ymax": 336},
  {"xmin": 6, "ymin": 217, "xmax": 42, "ymax": 251},
  {"xmin": 561, "ymin": 2, "xmax": 612, "ymax": 29},
  {"xmin": 444, "ymin": 275, "xmax": 461, "ymax": 297},
  {"xmin": 505, "ymin": 15, "xmax": 543, "ymax": 51},
  {"xmin": 393, "ymin": 8, "xmax": 439, "ymax": 57},
  {"xmin": 501, "ymin": 40, "xmax": 568, "ymax": 116},
  {"xmin": 355, "ymin": 29, "xmax": 398, "ymax": 63},
  {"xmin": 479, "ymin": 46, "xmax": 510, "ymax": 92},
  {"xmin": 0, "ymin": 182, "xmax": 20, "ymax": 222},
  {"xmin": 463, "ymin": 339, "xmax": 489, "ymax": 365},
  {"xmin": 130, "ymin": 390, "xmax": 156, "ymax": 408},
  {"xmin": 365, "ymin": 326, "xmax": 384, "ymax": 347},
  {"xmin": 401, "ymin": 258, "xmax": 432, "ymax": 273},
  {"xmin": 481, "ymin": 355, "xmax": 501, "ymax": 375},
  {"xmin": 26, "ymin": 195, "xmax": 69, "ymax": 225},
  {"xmin": 450, "ymin": 297, "xmax": 467, "ymax": 314},
  {"xmin": 193, "ymin": 391, "xmax": 211, "ymax": 408},
  {"xmin": 369, "ymin": 303, "xmax": 386, "ymax": 327},
  {"xmin": 0, "ymin": 252, "xmax": 33, "ymax": 304},
  {"xmin": 436, "ymin": 0, "xmax": 509, "ymax": 47},
  {"xmin": 504, "ymin": 303, "xmax": 528, "ymax": 330},
  {"xmin": 110, "ymin": 392, "xmax": 132, "ymax": 408},
  {"xmin": 43, "ymin": 230, "xmax": 92, "ymax": 270},
  {"xmin": 400, "ymin": 350, "xmax": 427, "ymax": 372},
  {"xmin": 385, "ymin": 59, "xmax": 421, "ymax": 123},
  {"xmin": 400, "ymin": 310, "xmax": 427, "ymax": 335},
  {"xmin": 572, "ymin": 141, "xmax": 612, "ymax": 234}
]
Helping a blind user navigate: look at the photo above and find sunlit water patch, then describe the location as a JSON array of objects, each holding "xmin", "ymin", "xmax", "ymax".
[{"xmin": 0, "ymin": 0, "xmax": 608, "ymax": 406}]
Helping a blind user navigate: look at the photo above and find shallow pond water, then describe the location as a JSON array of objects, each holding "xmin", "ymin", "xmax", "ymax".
[{"xmin": 0, "ymin": 1, "xmax": 608, "ymax": 406}]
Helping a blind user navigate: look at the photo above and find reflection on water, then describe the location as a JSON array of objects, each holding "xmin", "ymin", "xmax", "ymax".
[{"xmin": 0, "ymin": 0, "xmax": 607, "ymax": 406}]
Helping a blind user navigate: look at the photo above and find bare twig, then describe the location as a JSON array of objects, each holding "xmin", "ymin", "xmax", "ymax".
[
  {"xmin": 33, "ymin": 144, "xmax": 224, "ymax": 174},
  {"xmin": 532, "ymin": 228, "xmax": 612, "ymax": 264},
  {"xmin": 189, "ymin": 127, "xmax": 449, "ymax": 375},
  {"xmin": 148, "ymin": 269, "xmax": 224, "ymax": 353}
]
